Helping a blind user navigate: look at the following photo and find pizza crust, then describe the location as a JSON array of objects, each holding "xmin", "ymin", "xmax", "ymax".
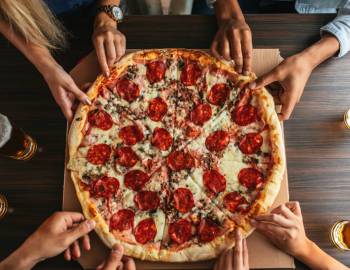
[{"xmin": 68, "ymin": 49, "xmax": 285, "ymax": 262}]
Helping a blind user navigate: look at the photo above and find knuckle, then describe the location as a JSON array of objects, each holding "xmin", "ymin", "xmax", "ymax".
[
  {"xmin": 243, "ymin": 50, "xmax": 252, "ymax": 59},
  {"xmin": 271, "ymin": 214, "xmax": 278, "ymax": 222}
]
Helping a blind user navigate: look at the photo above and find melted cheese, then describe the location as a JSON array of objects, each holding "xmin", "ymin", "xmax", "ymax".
[{"xmin": 134, "ymin": 209, "xmax": 165, "ymax": 242}]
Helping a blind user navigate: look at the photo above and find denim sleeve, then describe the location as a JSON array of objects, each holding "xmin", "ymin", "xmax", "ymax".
[{"xmin": 320, "ymin": 8, "xmax": 350, "ymax": 57}]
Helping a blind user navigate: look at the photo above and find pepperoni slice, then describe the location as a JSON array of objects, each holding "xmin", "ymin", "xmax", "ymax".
[
  {"xmin": 87, "ymin": 144, "xmax": 111, "ymax": 165},
  {"xmin": 223, "ymin": 192, "xmax": 248, "ymax": 213},
  {"xmin": 205, "ymin": 130, "xmax": 230, "ymax": 152},
  {"xmin": 146, "ymin": 60, "xmax": 166, "ymax": 83},
  {"xmin": 167, "ymin": 151, "xmax": 195, "ymax": 171},
  {"xmin": 134, "ymin": 191, "xmax": 160, "ymax": 211},
  {"xmin": 151, "ymin": 128, "xmax": 173, "ymax": 151},
  {"xmin": 203, "ymin": 170, "xmax": 226, "ymax": 194},
  {"xmin": 110, "ymin": 209, "xmax": 134, "ymax": 231},
  {"xmin": 173, "ymin": 188, "xmax": 194, "ymax": 213},
  {"xmin": 115, "ymin": 146, "xmax": 139, "ymax": 168},
  {"xmin": 198, "ymin": 218, "xmax": 220, "ymax": 243},
  {"xmin": 134, "ymin": 218, "xmax": 157, "ymax": 244},
  {"xmin": 238, "ymin": 133, "xmax": 263, "ymax": 154},
  {"xmin": 232, "ymin": 104, "xmax": 257, "ymax": 126},
  {"xmin": 115, "ymin": 78, "xmax": 140, "ymax": 103},
  {"xmin": 88, "ymin": 109, "xmax": 113, "ymax": 130},
  {"xmin": 207, "ymin": 83, "xmax": 230, "ymax": 106},
  {"xmin": 147, "ymin": 97, "xmax": 168, "ymax": 122},
  {"xmin": 91, "ymin": 176, "xmax": 119, "ymax": 198},
  {"xmin": 238, "ymin": 168, "xmax": 264, "ymax": 189},
  {"xmin": 190, "ymin": 103, "xmax": 212, "ymax": 126},
  {"xmin": 169, "ymin": 219, "xmax": 192, "ymax": 244},
  {"xmin": 119, "ymin": 125, "xmax": 144, "ymax": 145},
  {"xmin": 124, "ymin": 170, "xmax": 150, "ymax": 191},
  {"xmin": 180, "ymin": 61, "xmax": 202, "ymax": 86}
]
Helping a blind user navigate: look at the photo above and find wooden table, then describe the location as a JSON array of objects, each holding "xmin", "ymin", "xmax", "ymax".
[{"xmin": 1, "ymin": 14, "xmax": 350, "ymax": 270}]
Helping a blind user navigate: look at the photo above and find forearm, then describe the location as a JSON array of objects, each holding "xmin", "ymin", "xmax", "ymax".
[
  {"xmin": 214, "ymin": 0, "xmax": 245, "ymax": 23},
  {"xmin": 0, "ymin": 20, "xmax": 59, "ymax": 78},
  {"xmin": 300, "ymin": 34, "xmax": 340, "ymax": 70},
  {"xmin": 0, "ymin": 245, "xmax": 40, "ymax": 270},
  {"xmin": 296, "ymin": 239, "xmax": 348, "ymax": 270}
]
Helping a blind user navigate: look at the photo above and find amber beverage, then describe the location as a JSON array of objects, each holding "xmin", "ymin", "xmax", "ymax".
[
  {"xmin": 330, "ymin": 220, "xmax": 350, "ymax": 251},
  {"xmin": 0, "ymin": 114, "xmax": 37, "ymax": 160}
]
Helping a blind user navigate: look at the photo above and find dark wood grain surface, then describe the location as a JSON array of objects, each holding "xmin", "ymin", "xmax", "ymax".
[{"xmin": 1, "ymin": 14, "xmax": 350, "ymax": 270}]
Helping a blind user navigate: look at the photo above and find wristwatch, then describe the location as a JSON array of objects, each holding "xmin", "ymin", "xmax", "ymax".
[{"xmin": 97, "ymin": 5, "xmax": 124, "ymax": 23}]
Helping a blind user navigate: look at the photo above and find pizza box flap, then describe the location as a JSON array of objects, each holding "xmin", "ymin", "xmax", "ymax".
[{"xmin": 63, "ymin": 49, "xmax": 294, "ymax": 269}]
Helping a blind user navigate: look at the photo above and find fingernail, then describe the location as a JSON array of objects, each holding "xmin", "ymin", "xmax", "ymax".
[
  {"xmin": 250, "ymin": 219, "xmax": 257, "ymax": 225},
  {"xmin": 248, "ymin": 82, "xmax": 256, "ymax": 89},
  {"xmin": 243, "ymin": 71, "xmax": 249, "ymax": 76},
  {"xmin": 84, "ymin": 97, "xmax": 92, "ymax": 105},
  {"xmin": 112, "ymin": 244, "xmax": 124, "ymax": 254},
  {"xmin": 86, "ymin": 219, "xmax": 96, "ymax": 230}
]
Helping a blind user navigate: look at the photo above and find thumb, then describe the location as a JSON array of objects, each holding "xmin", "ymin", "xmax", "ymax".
[
  {"xmin": 63, "ymin": 219, "xmax": 96, "ymax": 245},
  {"xmin": 248, "ymin": 70, "xmax": 279, "ymax": 90},
  {"xmin": 103, "ymin": 244, "xmax": 124, "ymax": 270}
]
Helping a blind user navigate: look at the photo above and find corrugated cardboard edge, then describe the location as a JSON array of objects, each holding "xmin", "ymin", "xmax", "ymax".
[{"xmin": 63, "ymin": 49, "xmax": 295, "ymax": 269}]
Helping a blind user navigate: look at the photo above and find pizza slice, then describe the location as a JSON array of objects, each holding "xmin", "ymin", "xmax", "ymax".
[{"xmin": 158, "ymin": 168, "xmax": 237, "ymax": 261}]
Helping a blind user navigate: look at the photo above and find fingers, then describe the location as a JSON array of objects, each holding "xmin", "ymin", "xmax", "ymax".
[
  {"xmin": 95, "ymin": 37, "xmax": 109, "ymax": 76},
  {"xmin": 241, "ymin": 30, "xmax": 253, "ymax": 75},
  {"xmin": 229, "ymin": 30, "xmax": 243, "ymax": 73},
  {"xmin": 286, "ymin": 201, "xmax": 302, "ymax": 217},
  {"xmin": 64, "ymin": 219, "xmax": 96, "ymax": 246},
  {"xmin": 82, "ymin": 234, "xmax": 91, "ymax": 251},
  {"xmin": 115, "ymin": 35, "xmax": 126, "ymax": 61},
  {"xmin": 64, "ymin": 248, "xmax": 72, "ymax": 261},
  {"xmin": 210, "ymin": 34, "xmax": 222, "ymax": 60},
  {"xmin": 60, "ymin": 211, "xmax": 85, "ymax": 227},
  {"xmin": 66, "ymin": 80, "xmax": 91, "ymax": 105},
  {"xmin": 220, "ymin": 35, "xmax": 231, "ymax": 61},
  {"xmin": 105, "ymin": 38, "xmax": 116, "ymax": 68},
  {"xmin": 251, "ymin": 219, "xmax": 287, "ymax": 237},
  {"xmin": 122, "ymin": 256, "xmax": 136, "ymax": 270},
  {"xmin": 278, "ymin": 96, "xmax": 295, "ymax": 121},
  {"xmin": 248, "ymin": 70, "xmax": 278, "ymax": 90},
  {"xmin": 103, "ymin": 245, "xmax": 124, "ymax": 270},
  {"xmin": 71, "ymin": 240, "xmax": 81, "ymax": 259},
  {"xmin": 243, "ymin": 238, "xmax": 249, "ymax": 267},
  {"xmin": 233, "ymin": 229, "xmax": 243, "ymax": 268},
  {"xmin": 254, "ymin": 213, "xmax": 294, "ymax": 228}
]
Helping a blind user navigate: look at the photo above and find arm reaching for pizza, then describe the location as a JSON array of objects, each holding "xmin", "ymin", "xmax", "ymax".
[
  {"xmin": 211, "ymin": 0, "xmax": 252, "ymax": 75},
  {"xmin": 0, "ymin": 211, "xmax": 135, "ymax": 270},
  {"xmin": 0, "ymin": 6, "xmax": 90, "ymax": 121},
  {"xmin": 0, "ymin": 212, "xmax": 95, "ymax": 270},
  {"xmin": 252, "ymin": 201, "xmax": 349, "ymax": 270},
  {"xmin": 248, "ymin": 34, "xmax": 340, "ymax": 121},
  {"xmin": 93, "ymin": 0, "xmax": 126, "ymax": 77}
]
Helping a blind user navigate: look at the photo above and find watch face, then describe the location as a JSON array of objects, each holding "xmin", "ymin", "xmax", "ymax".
[{"xmin": 112, "ymin": 6, "xmax": 123, "ymax": 21}]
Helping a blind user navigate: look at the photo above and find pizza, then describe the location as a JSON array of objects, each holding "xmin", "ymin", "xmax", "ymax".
[{"xmin": 68, "ymin": 49, "xmax": 285, "ymax": 262}]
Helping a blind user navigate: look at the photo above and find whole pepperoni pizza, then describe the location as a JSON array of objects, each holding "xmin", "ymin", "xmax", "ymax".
[{"xmin": 68, "ymin": 49, "xmax": 285, "ymax": 262}]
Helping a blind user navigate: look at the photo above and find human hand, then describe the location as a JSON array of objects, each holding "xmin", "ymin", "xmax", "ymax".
[
  {"xmin": 213, "ymin": 229, "xmax": 249, "ymax": 270},
  {"xmin": 93, "ymin": 13, "xmax": 126, "ymax": 77},
  {"xmin": 96, "ymin": 244, "xmax": 136, "ymax": 270},
  {"xmin": 43, "ymin": 64, "xmax": 91, "ymax": 121},
  {"xmin": 248, "ymin": 53, "xmax": 313, "ymax": 120},
  {"xmin": 20, "ymin": 212, "xmax": 95, "ymax": 264},
  {"xmin": 211, "ymin": 18, "xmax": 252, "ymax": 75},
  {"xmin": 251, "ymin": 201, "xmax": 312, "ymax": 258}
]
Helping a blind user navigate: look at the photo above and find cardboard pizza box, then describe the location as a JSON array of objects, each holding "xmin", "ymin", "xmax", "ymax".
[{"xmin": 63, "ymin": 49, "xmax": 295, "ymax": 269}]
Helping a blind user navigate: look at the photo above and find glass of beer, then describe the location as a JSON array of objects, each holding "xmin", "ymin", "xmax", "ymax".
[
  {"xmin": 330, "ymin": 220, "xmax": 350, "ymax": 251},
  {"xmin": 0, "ymin": 113, "xmax": 37, "ymax": 160}
]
